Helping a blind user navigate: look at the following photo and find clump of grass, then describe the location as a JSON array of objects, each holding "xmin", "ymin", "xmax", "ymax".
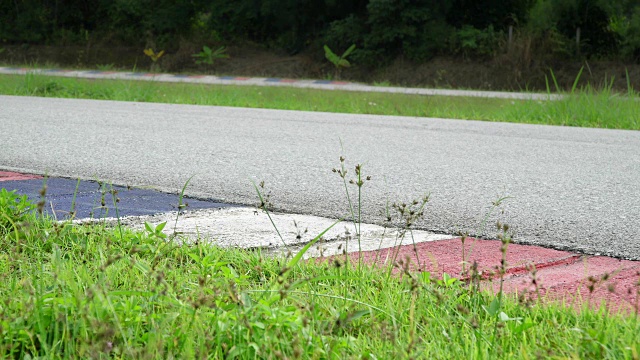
[
  {"xmin": 503, "ymin": 68, "xmax": 640, "ymax": 129},
  {"xmin": 0, "ymin": 188, "xmax": 34, "ymax": 236}
]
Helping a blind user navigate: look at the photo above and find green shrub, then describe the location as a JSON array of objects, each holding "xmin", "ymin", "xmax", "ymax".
[
  {"xmin": 446, "ymin": 0, "xmax": 536, "ymax": 29},
  {"xmin": 325, "ymin": 0, "xmax": 453, "ymax": 65},
  {"xmin": 610, "ymin": 7, "xmax": 640, "ymax": 61},
  {"xmin": 365, "ymin": 0, "xmax": 451, "ymax": 62},
  {"xmin": 105, "ymin": 0, "xmax": 199, "ymax": 48},
  {"xmin": 192, "ymin": 45, "xmax": 229, "ymax": 66},
  {"xmin": 527, "ymin": 0, "xmax": 624, "ymax": 58},
  {"xmin": 1, "ymin": 0, "xmax": 639, "ymax": 65},
  {"xmin": 0, "ymin": 0, "xmax": 49, "ymax": 43},
  {"xmin": 323, "ymin": 15, "xmax": 379, "ymax": 66},
  {"xmin": 202, "ymin": 0, "xmax": 363, "ymax": 53},
  {"xmin": 450, "ymin": 25, "xmax": 503, "ymax": 59}
]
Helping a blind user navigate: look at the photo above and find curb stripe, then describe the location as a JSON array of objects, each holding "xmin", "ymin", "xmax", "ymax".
[
  {"xmin": 0, "ymin": 66, "xmax": 563, "ymax": 100},
  {"xmin": 0, "ymin": 171, "xmax": 43, "ymax": 181}
]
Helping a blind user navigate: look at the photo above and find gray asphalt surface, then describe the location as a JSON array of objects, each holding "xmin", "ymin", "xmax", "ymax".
[{"xmin": 1, "ymin": 95, "xmax": 638, "ymax": 259}]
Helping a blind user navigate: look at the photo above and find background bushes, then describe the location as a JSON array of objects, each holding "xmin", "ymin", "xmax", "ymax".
[{"xmin": 1, "ymin": 0, "xmax": 639, "ymax": 65}]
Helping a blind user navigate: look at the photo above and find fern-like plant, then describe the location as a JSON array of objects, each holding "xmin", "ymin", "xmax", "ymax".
[{"xmin": 192, "ymin": 45, "xmax": 229, "ymax": 66}]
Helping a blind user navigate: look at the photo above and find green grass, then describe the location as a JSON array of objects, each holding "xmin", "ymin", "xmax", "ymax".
[
  {"xmin": 0, "ymin": 72, "xmax": 639, "ymax": 130},
  {"xmin": 1, "ymin": 186, "xmax": 639, "ymax": 359},
  {"xmin": 1, "ymin": 71, "xmax": 639, "ymax": 358}
]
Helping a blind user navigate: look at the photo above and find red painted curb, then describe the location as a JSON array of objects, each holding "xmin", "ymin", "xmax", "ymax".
[
  {"xmin": 340, "ymin": 238, "xmax": 640, "ymax": 314},
  {"xmin": 509, "ymin": 256, "xmax": 640, "ymax": 314},
  {"xmin": 0, "ymin": 171, "xmax": 43, "ymax": 182}
]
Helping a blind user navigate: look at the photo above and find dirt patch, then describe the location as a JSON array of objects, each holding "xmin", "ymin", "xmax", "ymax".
[{"xmin": 1, "ymin": 43, "xmax": 639, "ymax": 92}]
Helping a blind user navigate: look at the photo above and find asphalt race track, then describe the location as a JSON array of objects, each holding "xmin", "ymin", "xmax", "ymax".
[{"xmin": 1, "ymin": 95, "xmax": 639, "ymax": 259}]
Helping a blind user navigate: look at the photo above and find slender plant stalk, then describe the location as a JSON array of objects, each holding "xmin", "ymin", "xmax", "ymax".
[
  {"xmin": 174, "ymin": 174, "xmax": 195, "ymax": 235},
  {"xmin": 252, "ymin": 180, "xmax": 288, "ymax": 250},
  {"xmin": 109, "ymin": 184, "xmax": 124, "ymax": 242}
]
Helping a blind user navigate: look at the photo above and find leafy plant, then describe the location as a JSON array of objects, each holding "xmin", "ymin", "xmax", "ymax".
[
  {"xmin": 192, "ymin": 45, "xmax": 229, "ymax": 66},
  {"xmin": 96, "ymin": 63, "xmax": 115, "ymax": 71},
  {"xmin": 143, "ymin": 48, "xmax": 164, "ymax": 72},
  {"xmin": 451, "ymin": 25, "xmax": 501, "ymax": 59},
  {"xmin": 324, "ymin": 44, "xmax": 356, "ymax": 79},
  {"xmin": 143, "ymin": 48, "xmax": 165, "ymax": 62},
  {"xmin": 611, "ymin": 7, "xmax": 640, "ymax": 61},
  {"xmin": 0, "ymin": 188, "xmax": 35, "ymax": 236}
]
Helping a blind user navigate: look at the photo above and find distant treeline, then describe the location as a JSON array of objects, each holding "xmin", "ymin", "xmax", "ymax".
[{"xmin": 2, "ymin": 0, "xmax": 639, "ymax": 64}]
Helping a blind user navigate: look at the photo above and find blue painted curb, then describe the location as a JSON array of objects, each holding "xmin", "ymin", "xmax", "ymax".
[{"xmin": 2, "ymin": 177, "xmax": 233, "ymax": 220}]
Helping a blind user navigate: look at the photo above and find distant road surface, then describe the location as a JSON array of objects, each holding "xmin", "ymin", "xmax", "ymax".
[{"xmin": 1, "ymin": 95, "xmax": 639, "ymax": 259}]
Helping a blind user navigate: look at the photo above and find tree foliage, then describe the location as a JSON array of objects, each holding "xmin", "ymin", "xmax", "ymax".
[{"xmin": 1, "ymin": 0, "xmax": 639, "ymax": 63}]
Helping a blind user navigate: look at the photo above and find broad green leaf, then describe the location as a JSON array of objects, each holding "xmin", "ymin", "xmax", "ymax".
[
  {"xmin": 499, "ymin": 311, "xmax": 510, "ymax": 322},
  {"xmin": 323, "ymin": 45, "xmax": 335, "ymax": 58},
  {"xmin": 156, "ymin": 221, "xmax": 167, "ymax": 233},
  {"xmin": 212, "ymin": 46, "xmax": 229, "ymax": 58},
  {"xmin": 342, "ymin": 44, "xmax": 356, "ymax": 58},
  {"xmin": 419, "ymin": 271, "xmax": 432, "ymax": 284},
  {"xmin": 439, "ymin": 272, "xmax": 458, "ymax": 287},
  {"xmin": 484, "ymin": 298, "xmax": 500, "ymax": 316},
  {"xmin": 187, "ymin": 252, "xmax": 201, "ymax": 264},
  {"xmin": 499, "ymin": 312, "xmax": 522, "ymax": 322},
  {"xmin": 338, "ymin": 59, "xmax": 351, "ymax": 68},
  {"xmin": 324, "ymin": 45, "xmax": 340, "ymax": 65}
]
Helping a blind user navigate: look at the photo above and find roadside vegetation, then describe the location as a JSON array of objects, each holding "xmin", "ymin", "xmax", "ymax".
[
  {"xmin": 2, "ymin": 2, "xmax": 639, "ymax": 357},
  {"xmin": 0, "ymin": 72, "xmax": 638, "ymax": 130},
  {"xmin": 1, "ymin": 163, "xmax": 639, "ymax": 359},
  {"xmin": 2, "ymin": 1, "xmax": 639, "ymax": 68},
  {"xmin": 1, "ymin": 1, "xmax": 640, "ymax": 91}
]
